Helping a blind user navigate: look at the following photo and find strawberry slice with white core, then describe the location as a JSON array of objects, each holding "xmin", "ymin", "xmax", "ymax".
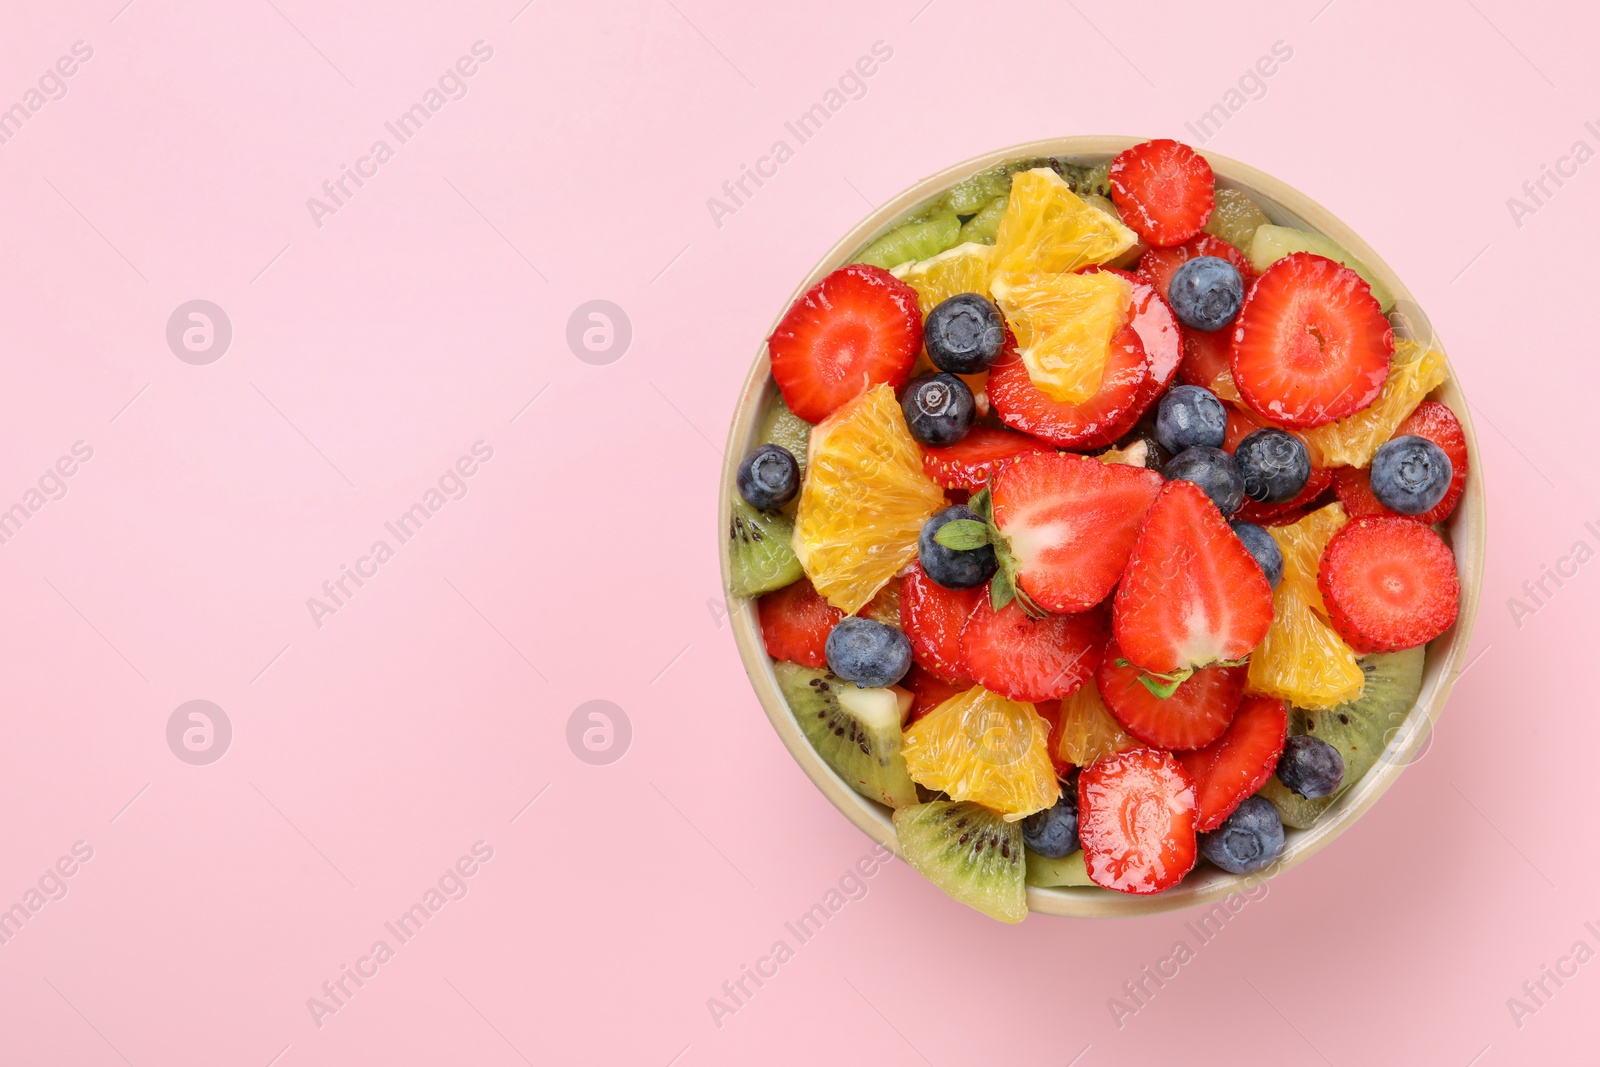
[
  {"xmin": 767, "ymin": 264, "xmax": 922, "ymax": 423},
  {"xmin": 1113, "ymin": 480, "xmax": 1274, "ymax": 673},
  {"xmin": 1079, "ymin": 747, "xmax": 1199, "ymax": 894},
  {"xmin": 992, "ymin": 451, "xmax": 1163, "ymax": 614},
  {"xmin": 1231, "ymin": 253, "xmax": 1393, "ymax": 429}
]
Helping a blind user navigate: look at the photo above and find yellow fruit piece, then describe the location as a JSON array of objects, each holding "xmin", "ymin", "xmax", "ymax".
[
  {"xmin": 902, "ymin": 686, "xmax": 1061, "ymax": 820},
  {"xmin": 1056, "ymin": 682, "xmax": 1139, "ymax": 768},
  {"xmin": 1302, "ymin": 339, "xmax": 1449, "ymax": 467},
  {"xmin": 1247, "ymin": 583, "xmax": 1365, "ymax": 709},
  {"xmin": 892, "ymin": 242, "xmax": 995, "ymax": 315},
  {"xmin": 991, "ymin": 270, "xmax": 1132, "ymax": 403},
  {"xmin": 793, "ymin": 385, "xmax": 947, "ymax": 614},
  {"xmin": 989, "ymin": 168, "xmax": 1139, "ymax": 286},
  {"xmin": 1271, "ymin": 502, "xmax": 1348, "ymax": 618},
  {"xmin": 862, "ymin": 577, "xmax": 902, "ymax": 629}
]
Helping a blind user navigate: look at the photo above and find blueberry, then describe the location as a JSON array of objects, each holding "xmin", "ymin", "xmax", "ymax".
[
  {"xmin": 1369, "ymin": 435, "xmax": 1452, "ymax": 515},
  {"xmin": 1167, "ymin": 255, "xmax": 1245, "ymax": 332},
  {"xmin": 1155, "ymin": 385, "xmax": 1228, "ymax": 453},
  {"xmin": 824, "ymin": 617, "xmax": 912, "ymax": 689},
  {"xmin": 1199, "ymin": 795, "xmax": 1284, "ymax": 875},
  {"xmin": 1276, "ymin": 735, "xmax": 1346, "ymax": 799},
  {"xmin": 1022, "ymin": 791, "xmax": 1079, "ymax": 859},
  {"xmin": 1235, "ymin": 428, "xmax": 1311, "ymax": 504},
  {"xmin": 902, "ymin": 374, "xmax": 976, "ymax": 448},
  {"xmin": 735, "ymin": 444, "xmax": 800, "ymax": 510},
  {"xmin": 1164, "ymin": 446, "xmax": 1245, "ymax": 515},
  {"xmin": 918, "ymin": 505, "xmax": 998, "ymax": 590},
  {"xmin": 1230, "ymin": 521, "xmax": 1284, "ymax": 588},
  {"xmin": 924, "ymin": 293, "xmax": 1005, "ymax": 374}
]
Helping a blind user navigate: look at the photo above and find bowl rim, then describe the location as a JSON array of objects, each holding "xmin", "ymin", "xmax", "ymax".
[{"xmin": 719, "ymin": 135, "xmax": 1486, "ymax": 919}]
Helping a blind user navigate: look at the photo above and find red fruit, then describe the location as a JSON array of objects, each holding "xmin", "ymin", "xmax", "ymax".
[
  {"xmin": 921, "ymin": 425, "xmax": 1053, "ymax": 491},
  {"xmin": 1178, "ymin": 323, "xmax": 1233, "ymax": 392},
  {"xmin": 1231, "ymin": 253, "xmax": 1393, "ymax": 429},
  {"xmin": 901, "ymin": 665, "xmax": 969, "ymax": 726},
  {"xmin": 1113, "ymin": 480, "xmax": 1275, "ymax": 673},
  {"xmin": 1096, "ymin": 637, "xmax": 1246, "ymax": 751},
  {"xmin": 1078, "ymin": 747, "xmax": 1199, "ymax": 894},
  {"xmin": 1109, "ymin": 139, "xmax": 1215, "ymax": 248},
  {"xmin": 767, "ymin": 264, "xmax": 922, "ymax": 422},
  {"xmin": 901, "ymin": 564, "xmax": 982, "ymax": 684},
  {"xmin": 1395, "ymin": 401, "xmax": 1470, "ymax": 525},
  {"xmin": 1081, "ymin": 266, "xmax": 1182, "ymax": 428},
  {"xmin": 1138, "ymin": 234, "xmax": 1254, "ymax": 302},
  {"xmin": 1177, "ymin": 695, "xmax": 1289, "ymax": 832},
  {"xmin": 1318, "ymin": 517, "xmax": 1460, "ymax": 653},
  {"xmin": 1033, "ymin": 699, "xmax": 1075, "ymax": 778},
  {"xmin": 988, "ymin": 325, "xmax": 1152, "ymax": 450},
  {"xmin": 991, "ymin": 451, "xmax": 1164, "ymax": 614},
  {"xmin": 1232, "ymin": 467, "xmax": 1333, "ymax": 525},
  {"xmin": 1222, "ymin": 402, "xmax": 1275, "ymax": 452},
  {"xmin": 960, "ymin": 598, "xmax": 1106, "ymax": 703},
  {"xmin": 758, "ymin": 578, "xmax": 844, "ymax": 667},
  {"xmin": 1332, "ymin": 465, "xmax": 1388, "ymax": 519}
]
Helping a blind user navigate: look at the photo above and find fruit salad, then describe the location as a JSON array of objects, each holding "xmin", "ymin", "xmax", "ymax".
[{"xmin": 726, "ymin": 138, "xmax": 1469, "ymax": 922}]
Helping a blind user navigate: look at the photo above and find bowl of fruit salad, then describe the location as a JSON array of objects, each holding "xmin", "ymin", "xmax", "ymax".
[{"xmin": 721, "ymin": 136, "xmax": 1484, "ymax": 920}]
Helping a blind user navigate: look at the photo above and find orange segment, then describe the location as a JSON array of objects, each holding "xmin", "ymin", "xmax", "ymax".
[
  {"xmin": 1056, "ymin": 682, "xmax": 1139, "ymax": 768},
  {"xmin": 792, "ymin": 385, "xmax": 947, "ymax": 614},
  {"xmin": 1301, "ymin": 339, "xmax": 1449, "ymax": 467},
  {"xmin": 989, "ymin": 168, "xmax": 1138, "ymax": 285},
  {"xmin": 891, "ymin": 242, "xmax": 995, "ymax": 315},
  {"xmin": 901, "ymin": 686, "xmax": 1061, "ymax": 820},
  {"xmin": 1273, "ymin": 502, "xmax": 1349, "ymax": 618},
  {"xmin": 991, "ymin": 270, "xmax": 1132, "ymax": 404}
]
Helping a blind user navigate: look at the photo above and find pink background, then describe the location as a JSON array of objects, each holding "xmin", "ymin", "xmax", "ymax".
[{"xmin": 0, "ymin": 0, "xmax": 1594, "ymax": 1063}]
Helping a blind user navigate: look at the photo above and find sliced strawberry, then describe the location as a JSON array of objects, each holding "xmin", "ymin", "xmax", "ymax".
[
  {"xmin": 1177, "ymin": 695, "xmax": 1288, "ymax": 832},
  {"xmin": 901, "ymin": 564, "xmax": 981, "ymax": 683},
  {"xmin": 1232, "ymin": 467, "xmax": 1333, "ymax": 525},
  {"xmin": 1109, "ymin": 139, "xmax": 1215, "ymax": 248},
  {"xmin": 1395, "ymin": 401, "xmax": 1469, "ymax": 525},
  {"xmin": 1222, "ymin": 402, "xmax": 1275, "ymax": 452},
  {"xmin": 1113, "ymin": 480, "xmax": 1275, "ymax": 673},
  {"xmin": 1332, "ymin": 465, "xmax": 1388, "ymax": 519},
  {"xmin": 991, "ymin": 451, "xmax": 1163, "ymax": 614},
  {"xmin": 921, "ymin": 425, "xmax": 1053, "ymax": 491},
  {"xmin": 1032, "ymin": 699, "xmax": 1074, "ymax": 778},
  {"xmin": 960, "ymin": 598, "xmax": 1106, "ymax": 703},
  {"xmin": 988, "ymin": 325, "xmax": 1151, "ymax": 450},
  {"xmin": 1178, "ymin": 323, "xmax": 1233, "ymax": 392},
  {"xmin": 1096, "ymin": 637, "xmax": 1245, "ymax": 751},
  {"xmin": 758, "ymin": 577, "xmax": 844, "ymax": 667},
  {"xmin": 1138, "ymin": 234, "xmax": 1254, "ymax": 303},
  {"xmin": 901, "ymin": 665, "xmax": 969, "ymax": 726},
  {"xmin": 1318, "ymin": 517, "xmax": 1459, "ymax": 653},
  {"xmin": 1231, "ymin": 253, "xmax": 1393, "ymax": 429},
  {"xmin": 1078, "ymin": 747, "xmax": 1198, "ymax": 894},
  {"xmin": 767, "ymin": 264, "xmax": 921, "ymax": 422},
  {"xmin": 1081, "ymin": 266, "xmax": 1182, "ymax": 428}
]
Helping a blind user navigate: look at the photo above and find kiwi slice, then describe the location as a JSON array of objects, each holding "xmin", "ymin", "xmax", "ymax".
[
  {"xmin": 757, "ymin": 396, "xmax": 810, "ymax": 472},
  {"xmin": 727, "ymin": 500, "xmax": 802, "ymax": 597},
  {"xmin": 854, "ymin": 209, "xmax": 962, "ymax": 271},
  {"xmin": 894, "ymin": 801, "xmax": 1026, "ymax": 922},
  {"xmin": 775, "ymin": 662, "xmax": 918, "ymax": 808},
  {"xmin": 1259, "ymin": 646, "xmax": 1427, "ymax": 829},
  {"xmin": 1247, "ymin": 224, "xmax": 1396, "ymax": 312},
  {"xmin": 958, "ymin": 195, "xmax": 1007, "ymax": 245},
  {"xmin": 1204, "ymin": 187, "xmax": 1270, "ymax": 256},
  {"xmin": 1025, "ymin": 848, "xmax": 1093, "ymax": 888}
]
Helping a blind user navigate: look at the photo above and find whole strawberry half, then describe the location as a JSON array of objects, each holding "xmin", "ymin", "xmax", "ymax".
[
  {"xmin": 960, "ymin": 598, "xmax": 1106, "ymax": 704},
  {"xmin": 1097, "ymin": 637, "xmax": 1246, "ymax": 751},
  {"xmin": 1231, "ymin": 253, "xmax": 1393, "ymax": 429},
  {"xmin": 1177, "ymin": 695, "xmax": 1288, "ymax": 832},
  {"xmin": 991, "ymin": 451, "xmax": 1163, "ymax": 615},
  {"xmin": 1113, "ymin": 480, "xmax": 1275, "ymax": 674},
  {"xmin": 1079, "ymin": 747, "xmax": 1199, "ymax": 894},
  {"xmin": 767, "ymin": 263, "xmax": 922, "ymax": 422},
  {"xmin": 758, "ymin": 577, "xmax": 844, "ymax": 667}
]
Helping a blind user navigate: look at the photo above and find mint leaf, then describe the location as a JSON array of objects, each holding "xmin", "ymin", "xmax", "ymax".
[{"xmin": 933, "ymin": 519, "xmax": 990, "ymax": 551}]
